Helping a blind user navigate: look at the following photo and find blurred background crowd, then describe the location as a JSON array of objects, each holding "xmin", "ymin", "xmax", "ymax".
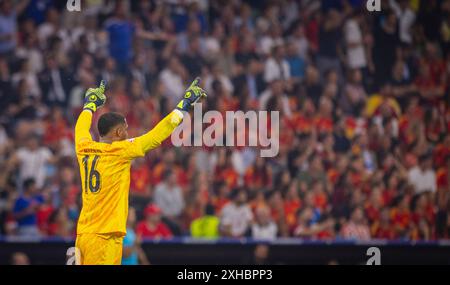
[{"xmin": 0, "ymin": 0, "xmax": 449, "ymax": 243}]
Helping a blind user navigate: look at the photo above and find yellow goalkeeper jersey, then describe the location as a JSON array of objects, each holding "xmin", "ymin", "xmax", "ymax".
[{"xmin": 74, "ymin": 110, "xmax": 183, "ymax": 236}]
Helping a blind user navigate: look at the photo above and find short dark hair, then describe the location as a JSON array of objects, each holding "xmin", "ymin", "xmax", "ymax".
[
  {"xmin": 97, "ymin": 112, "xmax": 125, "ymax": 137},
  {"xmin": 23, "ymin": 178, "xmax": 35, "ymax": 191},
  {"xmin": 163, "ymin": 169, "xmax": 173, "ymax": 181},
  {"xmin": 205, "ymin": 204, "xmax": 215, "ymax": 216}
]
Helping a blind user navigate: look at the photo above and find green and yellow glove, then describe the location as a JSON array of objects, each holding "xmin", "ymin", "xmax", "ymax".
[
  {"xmin": 175, "ymin": 77, "xmax": 207, "ymax": 112},
  {"xmin": 83, "ymin": 80, "xmax": 107, "ymax": 112}
]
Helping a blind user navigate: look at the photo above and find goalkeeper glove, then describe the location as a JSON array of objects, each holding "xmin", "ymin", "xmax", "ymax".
[
  {"xmin": 175, "ymin": 77, "xmax": 207, "ymax": 112},
  {"xmin": 83, "ymin": 80, "xmax": 107, "ymax": 112}
]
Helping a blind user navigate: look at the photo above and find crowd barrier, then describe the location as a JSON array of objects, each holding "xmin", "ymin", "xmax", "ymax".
[{"xmin": 1, "ymin": 237, "xmax": 450, "ymax": 265}]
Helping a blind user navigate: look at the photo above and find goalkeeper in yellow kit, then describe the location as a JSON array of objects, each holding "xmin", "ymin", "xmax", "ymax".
[{"xmin": 74, "ymin": 78, "xmax": 206, "ymax": 265}]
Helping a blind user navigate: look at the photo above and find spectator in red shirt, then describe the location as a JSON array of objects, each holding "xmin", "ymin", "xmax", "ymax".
[
  {"xmin": 136, "ymin": 204, "xmax": 173, "ymax": 239},
  {"xmin": 130, "ymin": 158, "xmax": 152, "ymax": 213},
  {"xmin": 391, "ymin": 195, "xmax": 412, "ymax": 237},
  {"xmin": 151, "ymin": 150, "xmax": 183, "ymax": 186},
  {"xmin": 43, "ymin": 106, "xmax": 70, "ymax": 149},
  {"xmin": 48, "ymin": 208, "xmax": 75, "ymax": 238},
  {"xmin": 311, "ymin": 180, "xmax": 329, "ymax": 211},
  {"xmin": 283, "ymin": 181, "xmax": 302, "ymax": 229},
  {"xmin": 384, "ymin": 174, "xmax": 399, "ymax": 206},
  {"xmin": 212, "ymin": 182, "xmax": 231, "ymax": 215},
  {"xmin": 244, "ymin": 157, "xmax": 272, "ymax": 191},
  {"xmin": 365, "ymin": 187, "xmax": 384, "ymax": 223},
  {"xmin": 371, "ymin": 208, "xmax": 397, "ymax": 240},
  {"xmin": 250, "ymin": 190, "xmax": 269, "ymax": 214},
  {"xmin": 411, "ymin": 193, "xmax": 435, "ymax": 227},
  {"xmin": 214, "ymin": 151, "xmax": 239, "ymax": 189},
  {"xmin": 130, "ymin": 158, "xmax": 152, "ymax": 198},
  {"xmin": 36, "ymin": 190, "xmax": 54, "ymax": 235}
]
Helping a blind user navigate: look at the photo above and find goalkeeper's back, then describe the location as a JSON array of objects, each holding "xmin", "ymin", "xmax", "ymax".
[{"xmin": 75, "ymin": 109, "xmax": 183, "ymax": 236}]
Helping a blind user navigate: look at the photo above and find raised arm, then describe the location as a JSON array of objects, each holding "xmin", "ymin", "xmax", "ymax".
[
  {"xmin": 75, "ymin": 110, "xmax": 93, "ymax": 145},
  {"xmin": 134, "ymin": 110, "xmax": 184, "ymax": 153},
  {"xmin": 75, "ymin": 81, "xmax": 107, "ymax": 146},
  {"xmin": 133, "ymin": 77, "xmax": 207, "ymax": 154}
]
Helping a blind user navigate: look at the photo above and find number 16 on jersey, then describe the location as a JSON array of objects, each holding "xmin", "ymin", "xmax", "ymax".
[{"xmin": 82, "ymin": 155, "xmax": 101, "ymax": 194}]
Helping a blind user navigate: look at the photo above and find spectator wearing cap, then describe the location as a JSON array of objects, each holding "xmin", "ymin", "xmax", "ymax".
[
  {"xmin": 190, "ymin": 204, "xmax": 220, "ymax": 239},
  {"xmin": 136, "ymin": 204, "xmax": 172, "ymax": 239},
  {"xmin": 371, "ymin": 208, "xmax": 397, "ymax": 240}
]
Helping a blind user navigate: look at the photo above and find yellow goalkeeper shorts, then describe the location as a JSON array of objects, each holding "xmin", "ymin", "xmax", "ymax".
[{"xmin": 75, "ymin": 233, "xmax": 124, "ymax": 265}]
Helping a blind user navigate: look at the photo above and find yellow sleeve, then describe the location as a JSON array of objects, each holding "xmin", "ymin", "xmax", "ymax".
[
  {"xmin": 122, "ymin": 110, "xmax": 183, "ymax": 160},
  {"xmin": 75, "ymin": 110, "xmax": 93, "ymax": 146}
]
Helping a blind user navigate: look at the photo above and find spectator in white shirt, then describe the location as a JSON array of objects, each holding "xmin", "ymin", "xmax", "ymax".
[
  {"xmin": 289, "ymin": 23, "xmax": 309, "ymax": 60},
  {"xmin": 259, "ymin": 24, "xmax": 284, "ymax": 56},
  {"xmin": 252, "ymin": 206, "xmax": 277, "ymax": 240},
  {"xmin": 159, "ymin": 56, "xmax": 186, "ymax": 106},
  {"xmin": 220, "ymin": 189, "xmax": 253, "ymax": 237},
  {"xmin": 12, "ymin": 59, "xmax": 41, "ymax": 98},
  {"xmin": 154, "ymin": 170, "xmax": 185, "ymax": 219},
  {"xmin": 264, "ymin": 44, "xmax": 291, "ymax": 83},
  {"xmin": 153, "ymin": 169, "xmax": 185, "ymax": 236},
  {"xmin": 37, "ymin": 8, "xmax": 71, "ymax": 51},
  {"xmin": 389, "ymin": 0, "xmax": 416, "ymax": 45},
  {"xmin": 408, "ymin": 154, "xmax": 437, "ymax": 194},
  {"xmin": 204, "ymin": 22, "xmax": 224, "ymax": 60},
  {"xmin": 11, "ymin": 134, "xmax": 54, "ymax": 190},
  {"xmin": 344, "ymin": 12, "xmax": 367, "ymax": 70}
]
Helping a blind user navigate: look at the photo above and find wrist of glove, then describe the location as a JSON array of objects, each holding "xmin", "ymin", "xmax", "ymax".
[
  {"xmin": 83, "ymin": 80, "xmax": 107, "ymax": 112},
  {"xmin": 175, "ymin": 77, "xmax": 207, "ymax": 112}
]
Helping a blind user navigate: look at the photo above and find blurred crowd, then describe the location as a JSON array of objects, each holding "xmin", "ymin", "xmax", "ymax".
[{"xmin": 0, "ymin": 0, "xmax": 449, "ymax": 242}]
